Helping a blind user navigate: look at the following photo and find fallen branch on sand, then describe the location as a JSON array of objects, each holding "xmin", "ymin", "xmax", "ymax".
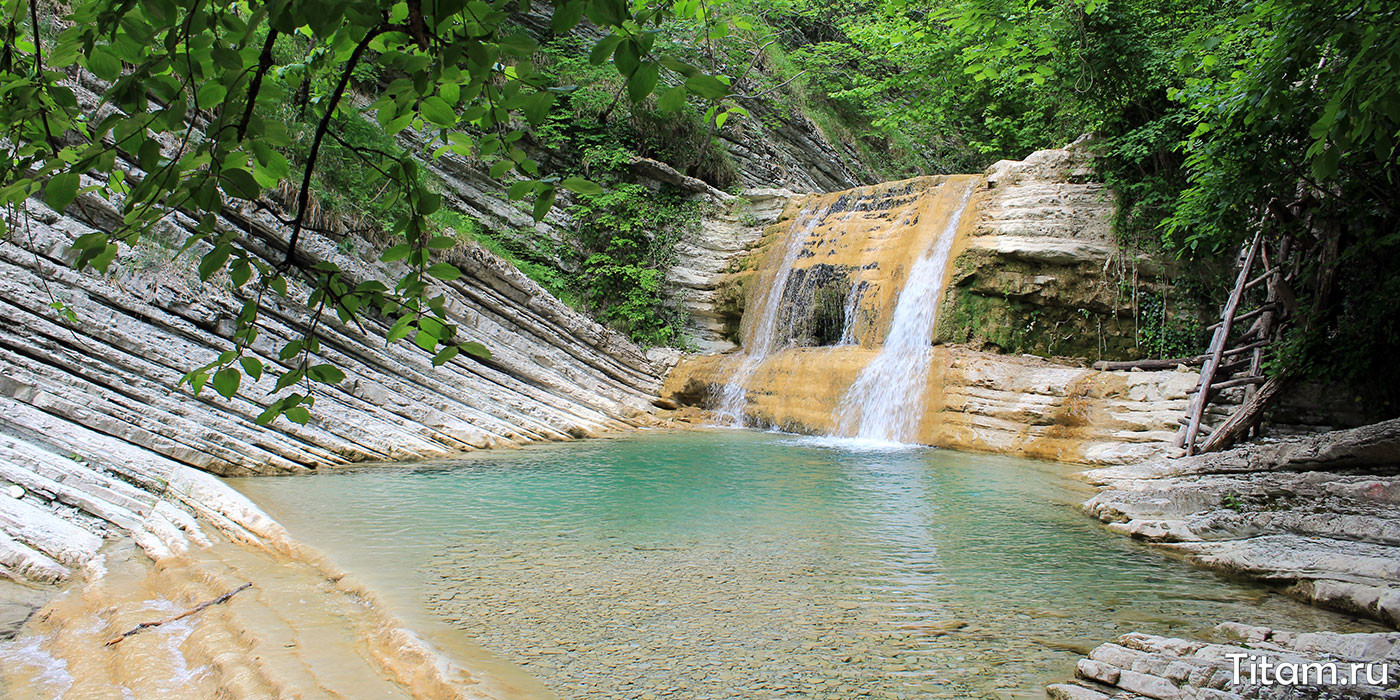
[{"xmin": 104, "ymin": 582, "xmax": 252, "ymax": 646}]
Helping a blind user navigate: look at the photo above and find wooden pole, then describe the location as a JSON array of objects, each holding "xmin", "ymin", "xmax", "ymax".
[{"xmin": 1180, "ymin": 231, "xmax": 1262, "ymax": 455}]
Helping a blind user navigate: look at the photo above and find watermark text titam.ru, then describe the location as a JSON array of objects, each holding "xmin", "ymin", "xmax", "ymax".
[{"xmin": 1228, "ymin": 654, "xmax": 1394, "ymax": 687}]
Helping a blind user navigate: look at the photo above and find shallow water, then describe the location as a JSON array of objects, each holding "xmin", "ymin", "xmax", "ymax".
[{"xmin": 228, "ymin": 429, "xmax": 1375, "ymax": 699}]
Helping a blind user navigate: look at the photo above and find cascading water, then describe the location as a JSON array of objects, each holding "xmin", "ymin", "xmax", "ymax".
[
  {"xmin": 833, "ymin": 180, "xmax": 978, "ymax": 443},
  {"xmin": 712, "ymin": 202, "xmax": 831, "ymax": 425}
]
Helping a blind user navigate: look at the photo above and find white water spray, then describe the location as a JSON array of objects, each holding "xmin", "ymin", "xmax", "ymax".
[{"xmin": 833, "ymin": 180, "xmax": 977, "ymax": 443}]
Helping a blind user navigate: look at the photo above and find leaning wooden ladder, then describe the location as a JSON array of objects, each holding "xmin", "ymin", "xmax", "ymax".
[{"xmin": 1175, "ymin": 229, "xmax": 1293, "ymax": 455}]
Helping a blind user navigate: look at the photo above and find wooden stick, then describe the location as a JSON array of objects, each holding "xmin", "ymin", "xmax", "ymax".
[
  {"xmin": 1091, "ymin": 340, "xmax": 1272, "ymax": 372},
  {"xmin": 1208, "ymin": 303, "xmax": 1278, "ymax": 331},
  {"xmin": 1189, "ymin": 375, "xmax": 1267, "ymax": 394},
  {"xmin": 1242, "ymin": 266, "xmax": 1279, "ymax": 291},
  {"xmin": 105, "ymin": 583, "xmax": 252, "ymax": 646}
]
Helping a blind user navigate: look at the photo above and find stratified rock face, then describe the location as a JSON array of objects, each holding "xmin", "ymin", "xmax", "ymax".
[
  {"xmin": 1049, "ymin": 623, "xmax": 1400, "ymax": 700},
  {"xmin": 717, "ymin": 98, "xmax": 875, "ymax": 193},
  {"xmin": 936, "ymin": 137, "xmax": 1181, "ymax": 360},
  {"xmin": 0, "ymin": 170, "xmax": 666, "ymax": 583},
  {"xmin": 667, "ymin": 189, "xmax": 796, "ymax": 353},
  {"xmin": 664, "ymin": 346, "xmax": 1197, "ymax": 464},
  {"xmin": 1081, "ymin": 419, "xmax": 1400, "ymax": 627}
]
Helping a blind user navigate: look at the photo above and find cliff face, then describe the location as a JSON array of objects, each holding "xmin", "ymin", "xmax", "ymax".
[
  {"xmin": 934, "ymin": 138, "xmax": 1174, "ymax": 360},
  {"xmin": 661, "ymin": 144, "xmax": 1200, "ymax": 462}
]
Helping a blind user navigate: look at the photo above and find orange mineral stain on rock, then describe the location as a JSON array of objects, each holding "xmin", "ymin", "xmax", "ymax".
[{"xmin": 0, "ymin": 532, "xmax": 554, "ymax": 700}]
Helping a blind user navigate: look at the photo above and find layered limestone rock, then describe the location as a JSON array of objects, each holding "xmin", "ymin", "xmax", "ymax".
[
  {"xmin": 666, "ymin": 189, "xmax": 796, "ymax": 353},
  {"xmin": 0, "ymin": 128, "xmax": 669, "ymax": 589},
  {"xmin": 1081, "ymin": 419, "xmax": 1400, "ymax": 626},
  {"xmin": 717, "ymin": 98, "xmax": 875, "ymax": 193},
  {"xmin": 935, "ymin": 136, "xmax": 1181, "ymax": 360},
  {"xmin": 1048, "ymin": 623, "xmax": 1399, "ymax": 700}
]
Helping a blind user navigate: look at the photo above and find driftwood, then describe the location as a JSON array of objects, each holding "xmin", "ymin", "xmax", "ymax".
[
  {"xmin": 1093, "ymin": 357, "xmax": 1200, "ymax": 371},
  {"xmin": 104, "ymin": 583, "xmax": 252, "ymax": 646}
]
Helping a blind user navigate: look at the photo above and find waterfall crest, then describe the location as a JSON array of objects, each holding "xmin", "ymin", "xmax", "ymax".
[{"xmin": 833, "ymin": 180, "xmax": 978, "ymax": 443}]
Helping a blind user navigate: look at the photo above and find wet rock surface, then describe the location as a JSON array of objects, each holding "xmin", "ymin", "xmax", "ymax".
[
  {"xmin": 1082, "ymin": 419, "xmax": 1400, "ymax": 626},
  {"xmin": 665, "ymin": 345, "xmax": 1203, "ymax": 464}
]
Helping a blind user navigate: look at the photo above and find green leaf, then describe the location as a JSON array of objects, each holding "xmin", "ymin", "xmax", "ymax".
[
  {"xmin": 498, "ymin": 32, "xmax": 538, "ymax": 57},
  {"xmin": 195, "ymin": 81, "xmax": 227, "ymax": 107},
  {"xmin": 284, "ymin": 405, "xmax": 312, "ymax": 425},
  {"xmin": 220, "ymin": 168, "xmax": 261, "ymax": 199},
  {"xmin": 427, "ymin": 262, "xmax": 463, "ymax": 281},
  {"xmin": 586, "ymin": 0, "xmax": 627, "ymax": 26},
  {"xmin": 414, "ymin": 329, "xmax": 438, "ymax": 351},
  {"xmin": 524, "ymin": 90, "xmax": 556, "ymax": 126},
  {"xmin": 462, "ymin": 341, "xmax": 492, "ymax": 360},
  {"xmin": 45, "ymin": 172, "xmax": 80, "ymax": 212},
  {"xmin": 86, "ymin": 47, "xmax": 122, "ymax": 81},
  {"xmin": 533, "ymin": 186, "xmax": 557, "ymax": 222},
  {"xmin": 659, "ymin": 57, "xmax": 700, "ymax": 78},
  {"xmin": 381, "ymin": 244, "xmax": 413, "ymax": 262},
  {"xmin": 627, "ymin": 63, "xmax": 659, "ymax": 103},
  {"xmin": 562, "ymin": 177, "xmax": 604, "ymax": 195},
  {"xmin": 308, "ymin": 364, "xmax": 346, "ymax": 385},
  {"xmin": 657, "ymin": 86, "xmax": 686, "ymax": 112},
  {"xmin": 685, "ymin": 75, "xmax": 730, "ymax": 100},
  {"xmin": 239, "ymin": 356, "xmax": 263, "ymax": 380},
  {"xmin": 212, "ymin": 368, "xmax": 241, "ymax": 398},
  {"xmin": 432, "ymin": 345, "xmax": 459, "ymax": 366},
  {"xmin": 420, "ymin": 97, "xmax": 457, "ymax": 127},
  {"xmin": 198, "ymin": 244, "xmax": 232, "ymax": 281},
  {"xmin": 508, "ymin": 180, "xmax": 537, "ymax": 200},
  {"xmin": 427, "ymin": 236, "xmax": 457, "ymax": 250},
  {"xmin": 589, "ymin": 35, "xmax": 622, "ymax": 65},
  {"xmin": 275, "ymin": 368, "xmax": 304, "ymax": 391},
  {"xmin": 552, "ymin": 1, "xmax": 585, "ymax": 32}
]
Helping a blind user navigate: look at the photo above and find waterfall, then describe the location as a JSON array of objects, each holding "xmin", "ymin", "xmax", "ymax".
[
  {"xmin": 833, "ymin": 180, "xmax": 977, "ymax": 443},
  {"xmin": 712, "ymin": 202, "xmax": 832, "ymax": 425}
]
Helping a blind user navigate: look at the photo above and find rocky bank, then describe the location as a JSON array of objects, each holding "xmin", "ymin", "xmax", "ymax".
[{"xmin": 1048, "ymin": 420, "xmax": 1400, "ymax": 699}]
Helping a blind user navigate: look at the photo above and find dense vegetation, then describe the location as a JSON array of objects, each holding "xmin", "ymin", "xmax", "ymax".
[{"xmin": 1, "ymin": 0, "xmax": 1396, "ymax": 415}]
